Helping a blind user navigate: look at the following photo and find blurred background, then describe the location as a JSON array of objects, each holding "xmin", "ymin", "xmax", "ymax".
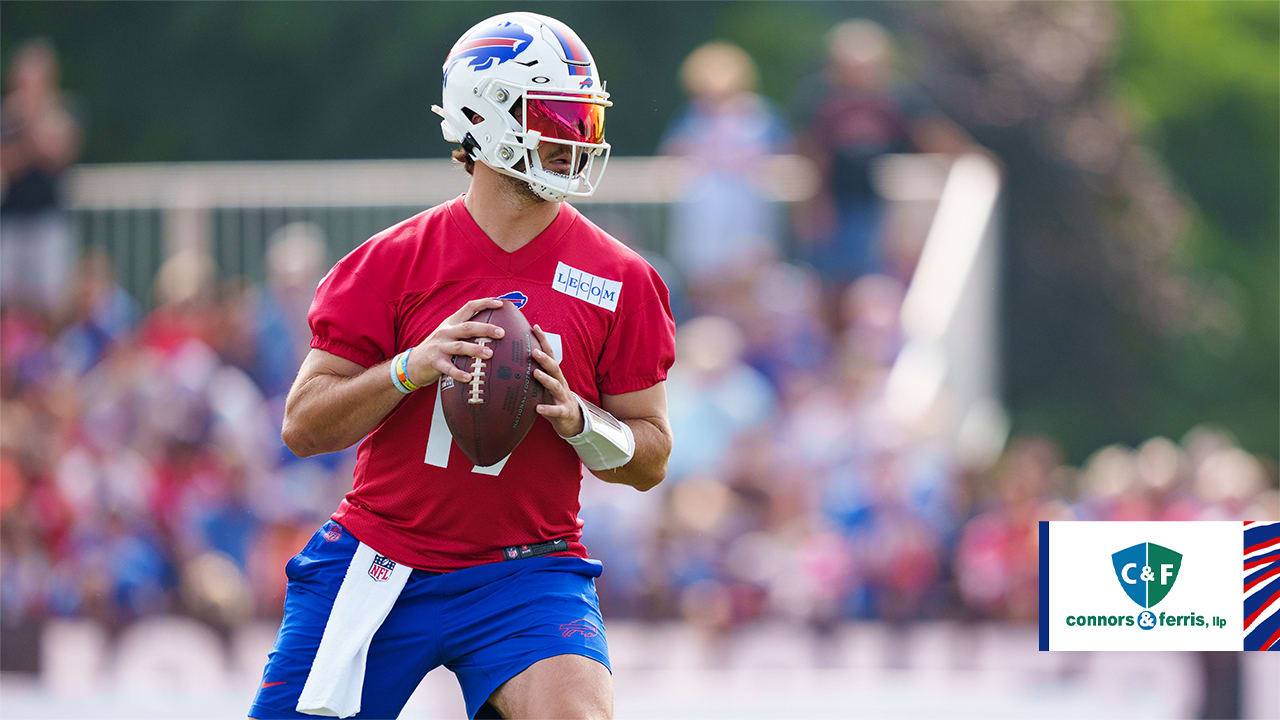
[{"xmin": 0, "ymin": 1, "xmax": 1277, "ymax": 718}]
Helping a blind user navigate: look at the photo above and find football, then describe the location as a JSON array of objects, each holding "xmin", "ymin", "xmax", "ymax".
[{"xmin": 440, "ymin": 299, "xmax": 544, "ymax": 466}]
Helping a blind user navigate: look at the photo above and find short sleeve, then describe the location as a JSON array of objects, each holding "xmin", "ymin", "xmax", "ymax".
[
  {"xmin": 308, "ymin": 264, "xmax": 396, "ymax": 368},
  {"xmin": 595, "ymin": 268, "xmax": 676, "ymax": 395}
]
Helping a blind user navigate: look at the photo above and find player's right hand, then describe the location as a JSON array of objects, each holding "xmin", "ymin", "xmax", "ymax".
[{"xmin": 406, "ymin": 298, "xmax": 505, "ymax": 386}]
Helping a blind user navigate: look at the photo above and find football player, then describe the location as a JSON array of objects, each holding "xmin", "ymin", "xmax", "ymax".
[{"xmin": 249, "ymin": 12, "xmax": 675, "ymax": 720}]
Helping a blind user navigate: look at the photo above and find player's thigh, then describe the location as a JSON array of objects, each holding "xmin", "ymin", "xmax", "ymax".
[
  {"xmin": 488, "ymin": 653, "xmax": 613, "ymax": 720},
  {"xmin": 444, "ymin": 558, "xmax": 612, "ymax": 717}
]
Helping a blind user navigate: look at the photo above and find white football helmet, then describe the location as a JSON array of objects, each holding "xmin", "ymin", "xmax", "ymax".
[{"xmin": 433, "ymin": 12, "xmax": 611, "ymax": 201}]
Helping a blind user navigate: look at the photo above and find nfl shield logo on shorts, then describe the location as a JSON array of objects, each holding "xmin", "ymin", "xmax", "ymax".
[{"xmin": 369, "ymin": 554, "xmax": 396, "ymax": 582}]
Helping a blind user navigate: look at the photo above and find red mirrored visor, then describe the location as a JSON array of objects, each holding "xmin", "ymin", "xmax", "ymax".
[{"xmin": 526, "ymin": 94, "xmax": 605, "ymax": 145}]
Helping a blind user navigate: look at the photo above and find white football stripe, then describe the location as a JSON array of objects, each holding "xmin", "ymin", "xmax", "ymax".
[{"xmin": 424, "ymin": 384, "xmax": 453, "ymax": 468}]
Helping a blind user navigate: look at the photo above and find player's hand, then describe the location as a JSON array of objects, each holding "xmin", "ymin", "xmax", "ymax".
[
  {"xmin": 406, "ymin": 298, "xmax": 505, "ymax": 386},
  {"xmin": 531, "ymin": 323, "xmax": 584, "ymax": 437}
]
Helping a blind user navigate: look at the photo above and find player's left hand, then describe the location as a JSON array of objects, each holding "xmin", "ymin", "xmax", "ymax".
[{"xmin": 531, "ymin": 324, "xmax": 584, "ymax": 438}]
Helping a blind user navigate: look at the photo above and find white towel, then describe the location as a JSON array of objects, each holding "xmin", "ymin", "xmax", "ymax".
[{"xmin": 296, "ymin": 541, "xmax": 412, "ymax": 718}]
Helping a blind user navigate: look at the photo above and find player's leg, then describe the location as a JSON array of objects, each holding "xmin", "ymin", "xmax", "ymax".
[
  {"xmin": 485, "ymin": 653, "xmax": 613, "ymax": 719},
  {"xmin": 439, "ymin": 556, "xmax": 613, "ymax": 719},
  {"xmin": 249, "ymin": 521, "xmax": 443, "ymax": 719}
]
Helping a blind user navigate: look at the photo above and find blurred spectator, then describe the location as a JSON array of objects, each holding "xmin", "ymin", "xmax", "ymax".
[
  {"xmin": 0, "ymin": 39, "xmax": 81, "ymax": 318},
  {"xmin": 794, "ymin": 20, "xmax": 977, "ymax": 296},
  {"xmin": 660, "ymin": 41, "xmax": 790, "ymax": 309},
  {"xmin": 138, "ymin": 249, "xmax": 218, "ymax": 355},
  {"xmin": 57, "ymin": 250, "xmax": 139, "ymax": 374},
  {"xmin": 665, "ymin": 316, "xmax": 775, "ymax": 480},
  {"xmin": 250, "ymin": 221, "xmax": 327, "ymax": 402},
  {"xmin": 737, "ymin": 261, "xmax": 830, "ymax": 388},
  {"xmin": 954, "ymin": 437, "xmax": 1064, "ymax": 621}
]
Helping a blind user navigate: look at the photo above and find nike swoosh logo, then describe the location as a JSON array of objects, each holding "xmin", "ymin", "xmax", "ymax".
[{"xmin": 261, "ymin": 681, "xmax": 287, "ymax": 688}]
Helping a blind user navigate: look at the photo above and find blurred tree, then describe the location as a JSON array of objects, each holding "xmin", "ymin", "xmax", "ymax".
[
  {"xmin": 1115, "ymin": 1, "xmax": 1278, "ymax": 460},
  {"xmin": 908, "ymin": 0, "xmax": 1277, "ymax": 461}
]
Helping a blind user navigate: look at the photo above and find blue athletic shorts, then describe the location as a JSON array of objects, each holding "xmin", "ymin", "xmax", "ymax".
[{"xmin": 248, "ymin": 521, "xmax": 611, "ymax": 719}]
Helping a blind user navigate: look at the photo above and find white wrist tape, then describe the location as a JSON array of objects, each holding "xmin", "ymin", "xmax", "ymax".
[{"xmin": 564, "ymin": 393, "xmax": 635, "ymax": 471}]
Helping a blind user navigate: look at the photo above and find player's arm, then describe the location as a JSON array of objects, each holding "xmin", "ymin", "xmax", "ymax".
[
  {"xmin": 282, "ymin": 298, "xmax": 505, "ymax": 457},
  {"xmin": 530, "ymin": 325, "xmax": 672, "ymax": 492}
]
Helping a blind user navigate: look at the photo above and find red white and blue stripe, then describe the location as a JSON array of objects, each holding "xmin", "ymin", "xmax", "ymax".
[
  {"xmin": 542, "ymin": 17, "xmax": 593, "ymax": 79},
  {"xmin": 1244, "ymin": 520, "xmax": 1280, "ymax": 650}
]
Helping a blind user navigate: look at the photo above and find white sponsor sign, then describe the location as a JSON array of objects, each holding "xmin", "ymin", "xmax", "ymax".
[
  {"xmin": 552, "ymin": 261, "xmax": 622, "ymax": 312},
  {"xmin": 1041, "ymin": 521, "xmax": 1260, "ymax": 651}
]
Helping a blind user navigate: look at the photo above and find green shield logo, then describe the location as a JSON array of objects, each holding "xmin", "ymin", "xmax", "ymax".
[
  {"xmin": 1146, "ymin": 543, "xmax": 1182, "ymax": 606},
  {"xmin": 1111, "ymin": 541, "xmax": 1183, "ymax": 608}
]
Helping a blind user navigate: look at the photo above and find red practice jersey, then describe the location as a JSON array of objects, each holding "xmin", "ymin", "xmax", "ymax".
[{"xmin": 307, "ymin": 195, "xmax": 676, "ymax": 571}]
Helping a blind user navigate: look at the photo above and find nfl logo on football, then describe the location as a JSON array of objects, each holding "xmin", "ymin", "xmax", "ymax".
[{"xmin": 369, "ymin": 554, "xmax": 396, "ymax": 582}]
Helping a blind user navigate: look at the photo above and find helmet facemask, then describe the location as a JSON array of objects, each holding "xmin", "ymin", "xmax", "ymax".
[
  {"xmin": 516, "ymin": 90, "xmax": 610, "ymax": 201},
  {"xmin": 437, "ymin": 76, "xmax": 611, "ymax": 202}
]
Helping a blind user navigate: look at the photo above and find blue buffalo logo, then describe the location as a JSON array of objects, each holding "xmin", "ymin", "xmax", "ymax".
[
  {"xmin": 445, "ymin": 22, "xmax": 534, "ymax": 85},
  {"xmin": 497, "ymin": 290, "xmax": 528, "ymax": 309}
]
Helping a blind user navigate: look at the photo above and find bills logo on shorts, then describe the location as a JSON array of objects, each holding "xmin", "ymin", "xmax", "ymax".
[
  {"xmin": 559, "ymin": 619, "xmax": 599, "ymax": 638},
  {"xmin": 369, "ymin": 554, "xmax": 397, "ymax": 582}
]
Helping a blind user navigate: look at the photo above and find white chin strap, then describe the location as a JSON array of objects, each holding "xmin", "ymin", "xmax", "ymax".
[
  {"xmin": 523, "ymin": 142, "xmax": 587, "ymax": 201},
  {"xmin": 484, "ymin": 133, "xmax": 606, "ymax": 202},
  {"xmin": 483, "ymin": 158, "xmax": 573, "ymax": 202},
  {"xmin": 527, "ymin": 178, "xmax": 571, "ymax": 202},
  {"xmin": 485, "ymin": 150, "xmax": 581, "ymax": 202}
]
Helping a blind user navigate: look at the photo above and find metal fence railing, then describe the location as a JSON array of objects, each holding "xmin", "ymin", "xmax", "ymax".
[{"xmin": 66, "ymin": 156, "xmax": 815, "ymax": 308}]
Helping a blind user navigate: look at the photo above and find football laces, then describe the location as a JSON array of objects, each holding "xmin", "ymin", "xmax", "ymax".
[{"xmin": 468, "ymin": 338, "xmax": 491, "ymax": 404}]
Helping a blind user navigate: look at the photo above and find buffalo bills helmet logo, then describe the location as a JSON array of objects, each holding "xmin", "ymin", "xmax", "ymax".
[
  {"xmin": 497, "ymin": 291, "xmax": 528, "ymax": 309},
  {"xmin": 444, "ymin": 22, "xmax": 534, "ymax": 85}
]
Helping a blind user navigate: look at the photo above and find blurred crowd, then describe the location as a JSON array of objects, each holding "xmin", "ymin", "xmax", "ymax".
[
  {"xmin": 0, "ymin": 223, "xmax": 348, "ymax": 638},
  {"xmin": 1, "ymin": 24, "xmax": 1277, "ymax": 670}
]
